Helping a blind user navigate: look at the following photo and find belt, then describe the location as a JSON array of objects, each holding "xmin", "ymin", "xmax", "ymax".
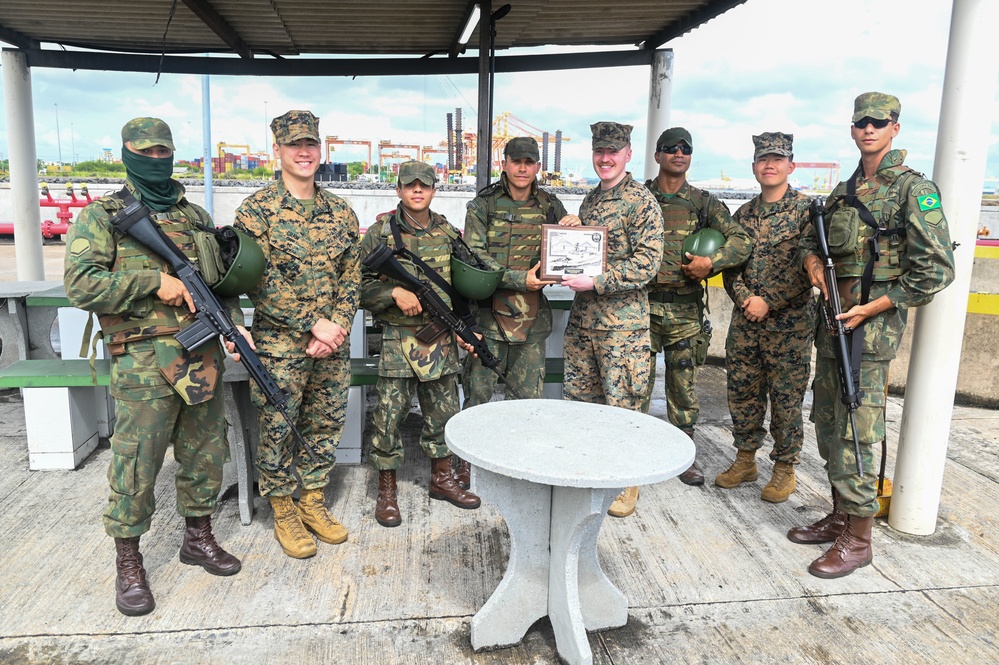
[{"xmin": 648, "ymin": 290, "xmax": 702, "ymax": 305}]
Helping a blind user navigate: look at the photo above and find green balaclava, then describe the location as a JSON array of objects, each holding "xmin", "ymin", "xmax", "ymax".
[{"xmin": 121, "ymin": 147, "xmax": 177, "ymax": 212}]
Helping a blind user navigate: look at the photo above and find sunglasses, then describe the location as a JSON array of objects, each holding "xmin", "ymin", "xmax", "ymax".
[
  {"xmin": 659, "ymin": 144, "xmax": 693, "ymax": 155},
  {"xmin": 853, "ymin": 117, "xmax": 893, "ymax": 130}
]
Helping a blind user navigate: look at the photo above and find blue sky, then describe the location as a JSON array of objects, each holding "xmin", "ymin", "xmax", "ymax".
[{"xmin": 2, "ymin": 0, "xmax": 997, "ymax": 190}]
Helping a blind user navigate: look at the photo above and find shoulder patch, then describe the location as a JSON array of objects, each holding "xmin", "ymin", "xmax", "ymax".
[
  {"xmin": 917, "ymin": 194, "xmax": 941, "ymax": 212},
  {"xmin": 69, "ymin": 238, "xmax": 91, "ymax": 257}
]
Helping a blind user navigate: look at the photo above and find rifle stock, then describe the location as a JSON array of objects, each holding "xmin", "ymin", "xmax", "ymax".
[
  {"xmin": 111, "ymin": 197, "xmax": 321, "ymax": 464},
  {"xmin": 813, "ymin": 199, "xmax": 865, "ymax": 476}
]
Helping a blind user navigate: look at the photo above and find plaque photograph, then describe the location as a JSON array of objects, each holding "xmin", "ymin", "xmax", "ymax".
[{"xmin": 540, "ymin": 225, "xmax": 608, "ymax": 281}]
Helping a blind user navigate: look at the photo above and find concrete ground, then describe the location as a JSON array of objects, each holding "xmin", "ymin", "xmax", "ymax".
[{"xmin": 1, "ymin": 361, "xmax": 998, "ymax": 664}]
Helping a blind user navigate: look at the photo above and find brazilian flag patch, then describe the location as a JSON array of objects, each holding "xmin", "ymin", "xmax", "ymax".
[{"xmin": 918, "ymin": 194, "xmax": 941, "ymax": 211}]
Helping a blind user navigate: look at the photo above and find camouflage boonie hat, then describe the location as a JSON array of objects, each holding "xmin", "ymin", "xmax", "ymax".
[
  {"xmin": 398, "ymin": 160, "xmax": 437, "ymax": 186},
  {"xmin": 121, "ymin": 117, "xmax": 175, "ymax": 150},
  {"xmin": 590, "ymin": 122, "xmax": 633, "ymax": 150},
  {"xmin": 656, "ymin": 127, "xmax": 693, "ymax": 151},
  {"xmin": 504, "ymin": 137, "xmax": 540, "ymax": 161},
  {"xmin": 852, "ymin": 92, "xmax": 901, "ymax": 122},
  {"xmin": 752, "ymin": 132, "xmax": 793, "ymax": 159},
  {"xmin": 270, "ymin": 110, "xmax": 320, "ymax": 144}
]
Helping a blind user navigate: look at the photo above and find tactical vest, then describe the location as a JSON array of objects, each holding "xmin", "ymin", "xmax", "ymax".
[
  {"xmin": 828, "ymin": 165, "xmax": 916, "ymax": 280},
  {"xmin": 374, "ymin": 210, "xmax": 457, "ymax": 327},
  {"xmin": 482, "ymin": 184, "xmax": 555, "ymax": 271},
  {"xmin": 648, "ymin": 182, "xmax": 709, "ymax": 293},
  {"xmin": 97, "ymin": 200, "xmax": 206, "ymax": 353}
]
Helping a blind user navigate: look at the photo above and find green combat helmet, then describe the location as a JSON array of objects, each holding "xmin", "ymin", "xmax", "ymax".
[
  {"xmin": 213, "ymin": 228, "xmax": 266, "ymax": 297},
  {"xmin": 451, "ymin": 257, "xmax": 504, "ymax": 300},
  {"xmin": 682, "ymin": 228, "xmax": 726, "ymax": 264}
]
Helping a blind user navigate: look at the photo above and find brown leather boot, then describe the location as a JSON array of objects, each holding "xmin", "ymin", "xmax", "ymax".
[
  {"xmin": 677, "ymin": 430, "xmax": 704, "ymax": 486},
  {"xmin": 715, "ymin": 449, "xmax": 758, "ymax": 488},
  {"xmin": 114, "ymin": 536, "xmax": 155, "ymax": 616},
  {"xmin": 179, "ymin": 515, "xmax": 242, "ymax": 576},
  {"xmin": 452, "ymin": 457, "xmax": 472, "ymax": 490},
  {"xmin": 787, "ymin": 489, "xmax": 847, "ymax": 544},
  {"xmin": 298, "ymin": 488, "xmax": 348, "ymax": 544},
  {"xmin": 430, "ymin": 456, "xmax": 481, "ymax": 509},
  {"xmin": 375, "ymin": 470, "xmax": 402, "ymax": 527},
  {"xmin": 760, "ymin": 462, "xmax": 796, "ymax": 503},
  {"xmin": 808, "ymin": 515, "xmax": 874, "ymax": 579},
  {"xmin": 269, "ymin": 495, "xmax": 317, "ymax": 559}
]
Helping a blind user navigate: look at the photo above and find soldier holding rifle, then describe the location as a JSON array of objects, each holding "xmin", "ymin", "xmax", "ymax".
[{"xmin": 790, "ymin": 92, "xmax": 955, "ymax": 579}]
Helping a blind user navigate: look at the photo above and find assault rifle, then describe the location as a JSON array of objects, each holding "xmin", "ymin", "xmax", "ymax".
[
  {"xmin": 109, "ymin": 194, "xmax": 320, "ymax": 464},
  {"xmin": 363, "ymin": 243, "xmax": 523, "ymax": 397},
  {"xmin": 813, "ymin": 198, "xmax": 864, "ymax": 476}
]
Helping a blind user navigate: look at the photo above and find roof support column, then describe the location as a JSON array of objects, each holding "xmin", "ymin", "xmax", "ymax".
[
  {"xmin": 2, "ymin": 50, "xmax": 45, "ymax": 280},
  {"xmin": 475, "ymin": 0, "xmax": 492, "ymax": 191},
  {"xmin": 644, "ymin": 49, "xmax": 674, "ymax": 182},
  {"xmin": 890, "ymin": 0, "xmax": 999, "ymax": 535}
]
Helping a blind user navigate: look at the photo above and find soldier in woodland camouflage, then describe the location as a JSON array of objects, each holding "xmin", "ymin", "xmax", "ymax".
[
  {"xmin": 643, "ymin": 127, "xmax": 751, "ymax": 490},
  {"xmin": 458, "ymin": 137, "xmax": 579, "ymax": 487},
  {"xmin": 65, "ymin": 117, "xmax": 244, "ymax": 617},
  {"xmin": 234, "ymin": 110, "xmax": 360, "ymax": 560},
  {"xmin": 360, "ymin": 160, "xmax": 481, "ymax": 527},
  {"xmin": 789, "ymin": 92, "xmax": 955, "ymax": 579},
  {"xmin": 562, "ymin": 122, "xmax": 664, "ymax": 518},
  {"xmin": 718, "ymin": 132, "xmax": 815, "ymax": 503}
]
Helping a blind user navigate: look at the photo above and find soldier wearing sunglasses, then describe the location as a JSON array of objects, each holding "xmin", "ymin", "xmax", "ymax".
[{"xmin": 790, "ymin": 92, "xmax": 955, "ymax": 579}]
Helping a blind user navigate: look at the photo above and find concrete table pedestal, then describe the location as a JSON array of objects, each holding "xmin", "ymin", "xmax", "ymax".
[{"xmin": 446, "ymin": 399, "xmax": 693, "ymax": 665}]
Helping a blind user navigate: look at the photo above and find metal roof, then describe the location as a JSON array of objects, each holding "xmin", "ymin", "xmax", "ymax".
[{"xmin": 0, "ymin": 0, "xmax": 748, "ymax": 75}]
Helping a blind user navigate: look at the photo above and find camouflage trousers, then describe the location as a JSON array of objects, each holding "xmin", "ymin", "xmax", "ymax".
[
  {"xmin": 369, "ymin": 373, "xmax": 459, "ymax": 470},
  {"xmin": 103, "ymin": 390, "xmax": 228, "ymax": 538},
  {"xmin": 250, "ymin": 354, "xmax": 349, "ymax": 497},
  {"xmin": 564, "ymin": 325, "xmax": 650, "ymax": 411},
  {"xmin": 642, "ymin": 301, "xmax": 706, "ymax": 432},
  {"xmin": 726, "ymin": 319, "xmax": 813, "ymax": 463},
  {"xmin": 461, "ymin": 336, "xmax": 545, "ymax": 407},
  {"xmin": 812, "ymin": 353, "xmax": 888, "ymax": 517}
]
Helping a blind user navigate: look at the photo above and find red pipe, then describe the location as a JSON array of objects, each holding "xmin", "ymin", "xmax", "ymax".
[{"xmin": 0, "ymin": 183, "xmax": 95, "ymax": 237}]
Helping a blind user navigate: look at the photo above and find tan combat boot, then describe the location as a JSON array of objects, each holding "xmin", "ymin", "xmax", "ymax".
[
  {"xmin": 714, "ymin": 449, "xmax": 758, "ymax": 488},
  {"xmin": 761, "ymin": 462, "xmax": 796, "ymax": 503},
  {"xmin": 607, "ymin": 486, "xmax": 639, "ymax": 518},
  {"xmin": 298, "ymin": 488, "xmax": 348, "ymax": 545},
  {"xmin": 269, "ymin": 495, "xmax": 316, "ymax": 559}
]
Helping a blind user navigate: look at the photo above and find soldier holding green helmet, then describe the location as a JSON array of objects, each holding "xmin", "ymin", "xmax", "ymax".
[{"xmin": 65, "ymin": 117, "xmax": 249, "ymax": 616}]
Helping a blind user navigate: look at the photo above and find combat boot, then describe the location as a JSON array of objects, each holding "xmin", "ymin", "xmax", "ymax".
[
  {"xmin": 807, "ymin": 515, "xmax": 874, "ymax": 579},
  {"xmin": 375, "ymin": 470, "xmax": 402, "ymax": 527},
  {"xmin": 677, "ymin": 430, "xmax": 704, "ymax": 486},
  {"xmin": 179, "ymin": 515, "xmax": 242, "ymax": 576},
  {"xmin": 298, "ymin": 488, "xmax": 348, "ymax": 544},
  {"xmin": 761, "ymin": 462, "xmax": 797, "ymax": 503},
  {"xmin": 452, "ymin": 457, "xmax": 472, "ymax": 490},
  {"xmin": 269, "ymin": 495, "xmax": 316, "ymax": 559},
  {"xmin": 608, "ymin": 486, "xmax": 639, "ymax": 518},
  {"xmin": 114, "ymin": 536, "xmax": 155, "ymax": 616},
  {"xmin": 430, "ymin": 456, "xmax": 481, "ymax": 509},
  {"xmin": 715, "ymin": 449, "xmax": 758, "ymax": 488},
  {"xmin": 787, "ymin": 489, "xmax": 847, "ymax": 544}
]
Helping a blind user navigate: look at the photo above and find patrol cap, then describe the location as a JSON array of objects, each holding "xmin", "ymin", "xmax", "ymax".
[
  {"xmin": 656, "ymin": 127, "xmax": 692, "ymax": 151},
  {"xmin": 752, "ymin": 132, "xmax": 793, "ymax": 160},
  {"xmin": 590, "ymin": 122, "xmax": 633, "ymax": 150},
  {"xmin": 270, "ymin": 110, "xmax": 320, "ymax": 144},
  {"xmin": 851, "ymin": 92, "xmax": 901, "ymax": 122},
  {"xmin": 504, "ymin": 137, "xmax": 540, "ymax": 161},
  {"xmin": 121, "ymin": 117, "xmax": 175, "ymax": 151},
  {"xmin": 397, "ymin": 160, "xmax": 437, "ymax": 186}
]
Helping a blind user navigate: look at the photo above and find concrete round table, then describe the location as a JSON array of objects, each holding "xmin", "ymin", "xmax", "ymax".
[{"xmin": 445, "ymin": 399, "xmax": 694, "ymax": 665}]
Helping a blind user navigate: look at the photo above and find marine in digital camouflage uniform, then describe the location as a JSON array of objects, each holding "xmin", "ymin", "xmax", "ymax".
[
  {"xmin": 359, "ymin": 160, "xmax": 481, "ymax": 528},
  {"xmin": 789, "ymin": 92, "xmax": 955, "ymax": 579},
  {"xmin": 65, "ymin": 117, "xmax": 243, "ymax": 617},
  {"xmin": 562, "ymin": 122, "xmax": 664, "ymax": 518},
  {"xmin": 644, "ymin": 127, "xmax": 751, "ymax": 486},
  {"xmin": 717, "ymin": 132, "xmax": 815, "ymax": 503},
  {"xmin": 234, "ymin": 110, "xmax": 360, "ymax": 559},
  {"xmin": 461, "ymin": 137, "xmax": 573, "ymax": 407}
]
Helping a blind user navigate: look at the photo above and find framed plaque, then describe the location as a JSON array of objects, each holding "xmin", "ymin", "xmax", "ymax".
[{"xmin": 540, "ymin": 224, "xmax": 608, "ymax": 281}]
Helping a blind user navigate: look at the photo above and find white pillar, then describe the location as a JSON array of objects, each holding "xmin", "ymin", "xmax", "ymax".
[
  {"xmin": 644, "ymin": 49, "xmax": 674, "ymax": 182},
  {"xmin": 2, "ymin": 50, "xmax": 45, "ymax": 280},
  {"xmin": 890, "ymin": 0, "xmax": 999, "ymax": 535}
]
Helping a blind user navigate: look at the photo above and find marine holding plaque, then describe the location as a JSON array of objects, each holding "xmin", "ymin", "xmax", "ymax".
[{"xmin": 540, "ymin": 224, "xmax": 608, "ymax": 281}]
